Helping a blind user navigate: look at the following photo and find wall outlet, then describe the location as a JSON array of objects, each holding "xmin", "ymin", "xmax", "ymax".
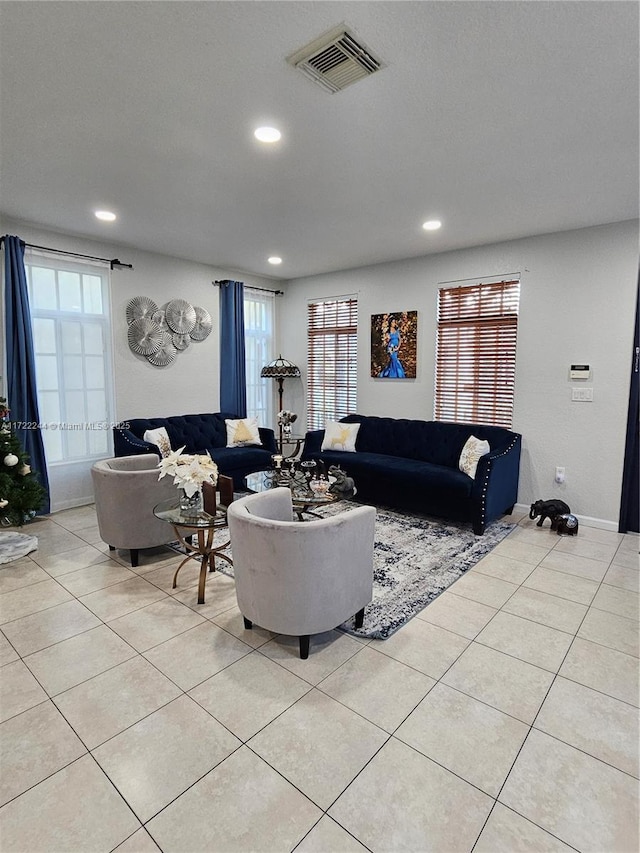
[{"xmin": 555, "ymin": 467, "xmax": 565, "ymax": 484}]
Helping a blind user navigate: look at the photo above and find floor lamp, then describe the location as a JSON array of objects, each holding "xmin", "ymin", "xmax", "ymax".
[{"xmin": 260, "ymin": 355, "xmax": 301, "ymax": 451}]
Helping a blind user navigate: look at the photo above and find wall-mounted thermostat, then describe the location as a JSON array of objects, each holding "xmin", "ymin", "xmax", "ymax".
[{"xmin": 569, "ymin": 364, "xmax": 591, "ymax": 380}]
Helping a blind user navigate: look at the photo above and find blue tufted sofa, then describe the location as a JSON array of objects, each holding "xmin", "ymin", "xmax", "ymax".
[
  {"xmin": 113, "ymin": 413, "xmax": 277, "ymax": 489},
  {"xmin": 301, "ymin": 415, "xmax": 521, "ymax": 535}
]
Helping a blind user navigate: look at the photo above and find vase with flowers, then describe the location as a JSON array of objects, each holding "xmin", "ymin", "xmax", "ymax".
[
  {"xmin": 157, "ymin": 447, "xmax": 218, "ymax": 516},
  {"xmin": 277, "ymin": 410, "xmax": 297, "ymax": 434},
  {"xmin": 277, "ymin": 410, "xmax": 298, "ymax": 453}
]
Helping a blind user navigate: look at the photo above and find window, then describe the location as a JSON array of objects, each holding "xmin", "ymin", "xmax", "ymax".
[
  {"xmin": 434, "ymin": 280, "xmax": 520, "ymax": 428},
  {"xmin": 307, "ymin": 297, "xmax": 358, "ymax": 430},
  {"xmin": 244, "ymin": 289, "xmax": 275, "ymax": 426},
  {"xmin": 25, "ymin": 256, "xmax": 114, "ymax": 463}
]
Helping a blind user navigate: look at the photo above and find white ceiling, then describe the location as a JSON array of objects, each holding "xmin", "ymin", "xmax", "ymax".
[{"xmin": 0, "ymin": 1, "xmax": 638, "ymax": 281}]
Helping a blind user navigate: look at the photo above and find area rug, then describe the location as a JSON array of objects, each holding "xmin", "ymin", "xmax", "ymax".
[
  {"xmin": 0, "ymin": 531, "xmax": 38, "ymax": 564},
  {"xmin": 333, "ymin": 506, "xmax": 514, "ymax": 639},
  {"xmin": 169, "ymin": 503, "xmax": 514, "ymax": 640}
]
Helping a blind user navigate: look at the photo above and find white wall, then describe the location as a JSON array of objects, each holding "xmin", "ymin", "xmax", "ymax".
[
  {"xmin": 279, "ymin": 221, "xmax": 639, "ymax": 528},
  {"xmin": 0, "ymin": 217, "xmax": 279, "ymax": 509}
]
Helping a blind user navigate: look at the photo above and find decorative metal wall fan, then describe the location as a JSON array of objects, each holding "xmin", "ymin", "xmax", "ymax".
[
  {"xmin": 147, "ymin": 332, "xmax": 178, "ymax": 367},
  {"xmin": 190, "ymin": 307, "xmax": 212, "ymax": 341},
  {"xmin": 152, "ymin": 309, "xmax": 169, "ymax": 331},
  {"xmin": 172, "ymin": 333, "xmax": 191, "ymax": 351},
  {"xmin": 165, "ymin": 299, "xmax": 196, "ymax": 334},
  {"xmin": 126, "ymin": 296, "xmax": 212, "ymax": 367},
  {"xmin": 126, "ymin": 296, "xmax": 158, "ymax": 325},
  {"xmin": 127, "ymin": 318, "xmax": 164, "ymax": 355}
]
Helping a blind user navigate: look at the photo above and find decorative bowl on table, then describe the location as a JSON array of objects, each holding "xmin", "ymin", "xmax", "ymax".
[{"xmin": 309, "ymin": 479, "xmax": 331, "ymax": 496}]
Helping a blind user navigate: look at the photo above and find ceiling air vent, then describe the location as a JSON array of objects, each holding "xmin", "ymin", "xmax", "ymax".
[{"xmin": 287, "ymin": 25, "xmax": 383, "ymax": 93}]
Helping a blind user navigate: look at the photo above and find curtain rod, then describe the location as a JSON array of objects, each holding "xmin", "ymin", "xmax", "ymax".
[
  {"xmin": 437, "ymin": 271, "xmax": 524, "ymax": 286},
  {"xmin": 0, "ymin": 237, "xmax": 133, "ymax": 270},
  {"xmin": 213, "ymin": 280, "xmax": 284, "ymax": 296}
]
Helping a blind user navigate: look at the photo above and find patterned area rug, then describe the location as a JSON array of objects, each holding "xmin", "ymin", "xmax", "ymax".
[
  {"xmin": 169, "ymin": 503, "xmax": 514, "ymax": 640},
  {"xmin": 0, "ymin": 531, "xmax": 38, "ymax": 565},
  {"xmin": 332, "ymin": 505, "xmax": 514, "ymax": 639}
]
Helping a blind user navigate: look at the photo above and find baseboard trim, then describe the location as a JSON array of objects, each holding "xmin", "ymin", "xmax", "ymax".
[
  {"xmin": 50, "ymin": 497, "xmax": 95, "ymax": 513},
  {"xmin": 513, "ymin": 503, "xmax": 619, "ymax": 532},
  {"xmin": 47, "ymin": 498, "xmax": 623, "ymax": 533}
]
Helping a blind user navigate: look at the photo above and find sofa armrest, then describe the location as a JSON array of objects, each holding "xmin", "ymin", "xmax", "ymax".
[
  {"xmin": 301, "ymin": 429, "xmax": 324, "ymax": 458},
  {"xmin": 258, "ymin": 427, "xmax": 278, "ymax": 453},
  {"xmin": 471, "ymin": 433, "xmax": 522, "ymax": 533},
  {"xmin": 113, "ymin": 427, "xmax": 160, "ymax": 458}
]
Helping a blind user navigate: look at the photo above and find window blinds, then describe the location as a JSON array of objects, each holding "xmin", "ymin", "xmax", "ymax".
[
  {"xmin": 307, "ymin": 298, "xmax": 358, "ymax": 431},
  {"xmin": 434, "ymin": 280, "xmax": 520, "ymax": 428}
]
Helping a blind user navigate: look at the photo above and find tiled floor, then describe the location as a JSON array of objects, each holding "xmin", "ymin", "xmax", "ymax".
[{"xmin": 0, "ymin": 505, "xmax": 638, "ymax": 852}]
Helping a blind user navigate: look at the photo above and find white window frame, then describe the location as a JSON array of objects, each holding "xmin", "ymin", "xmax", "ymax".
[
  {"xmin": 25, "ymin": 252, "xmax": 115, "ymax": 465},
  {"xmin": 244, "ymin": 288, "xmax": 275, "ymax": 427}
]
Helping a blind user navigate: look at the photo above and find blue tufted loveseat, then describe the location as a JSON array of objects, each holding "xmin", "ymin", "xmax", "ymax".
[
  {"xmin": 301, "ymin": 414, "xmax": 521, "ymax": 535},
  {"xmin": 113, "ymin": 413, "xmax": 277, "ymax": 489}
]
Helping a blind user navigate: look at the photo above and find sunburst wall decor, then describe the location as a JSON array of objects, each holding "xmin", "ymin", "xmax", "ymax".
[{"xmin": 125, "ymin": 297, "xmax": 212, "ymax": 367}]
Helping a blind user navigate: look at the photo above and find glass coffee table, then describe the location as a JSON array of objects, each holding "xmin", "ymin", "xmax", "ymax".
[
  {"xmin": 244, "ymin": 470, "xmax": 339, "ymax": 520},
  {"xmin": 153, "ymin": 499, "xmax": 232, "ymax": 605}
]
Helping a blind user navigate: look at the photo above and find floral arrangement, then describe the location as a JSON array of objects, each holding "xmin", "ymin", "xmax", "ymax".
[
  {"xmin": 277, "ymin": 410, "xmax": 298, "ymax": 426},
  {"xmin": 157, "ymin": 446, "xmax": 218, "ymax": 497}
]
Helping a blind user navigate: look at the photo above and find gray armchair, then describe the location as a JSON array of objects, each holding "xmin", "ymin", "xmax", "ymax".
[
  {"xmin": 226, "ymin": 488, "xmax": 375, "ymax": 658},
  {"xmin": 91, "ymin": 454, "xmax": 177, "ymax": 567}
]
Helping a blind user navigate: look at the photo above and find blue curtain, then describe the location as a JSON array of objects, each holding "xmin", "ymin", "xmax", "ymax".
[
  {"xmin": 219, "ymin": 280, "xmax": 247, "ymax": 417},
  {"xmin": 3, "ymin": 235, "xmax": 51, "ymax": 513}
]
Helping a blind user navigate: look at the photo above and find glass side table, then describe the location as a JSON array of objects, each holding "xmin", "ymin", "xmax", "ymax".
[{"xmin": 153, "ymin": 499, "xmax": 232, "ymax": 605}]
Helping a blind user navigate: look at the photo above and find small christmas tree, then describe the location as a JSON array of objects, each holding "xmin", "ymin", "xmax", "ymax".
[{"xmin": 0, "ymin": 397, "xmax": 47, "ymax": 526}]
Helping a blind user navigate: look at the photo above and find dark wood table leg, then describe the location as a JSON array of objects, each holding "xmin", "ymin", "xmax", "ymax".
[{"xmin": 196, "ymin": 529, "xmax": 208, "ymax": 604}]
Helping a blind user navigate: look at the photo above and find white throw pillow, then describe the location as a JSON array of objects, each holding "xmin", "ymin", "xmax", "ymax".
[
  {"xmin": 226, "ymin": 417, "xmax": 262, "ymax": 448},
  {"xmin": 459, "ymin": 435, "xmax": 490, "ymax": 479},
  {"xmin": 143, "ymin": 427, "xmax": 172, "ymax": 458},
  {"xmin": 321, "ymin": 421, "xmax": 361, "ymax": 453}
]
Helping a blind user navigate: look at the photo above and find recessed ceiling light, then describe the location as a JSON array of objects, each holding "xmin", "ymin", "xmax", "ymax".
[
  {"xmin": 268, "ymin": 256, "xmax": 283, "ymax": 265},
  {"xmin": 254, "ymin": 126, "xmax": 281, "ymax": 143},
  {"xmin": 95, "ymin": 210, "xmax": 117, "ymax": 222},
  {"xmin": 422, "ymin": 219, "xmax": 442, "ymax": 231}
]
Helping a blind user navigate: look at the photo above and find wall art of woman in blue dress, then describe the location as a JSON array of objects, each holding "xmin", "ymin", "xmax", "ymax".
[{"xmin": 379, "ymin": 317, "xmax": 406, "ymax": 378}]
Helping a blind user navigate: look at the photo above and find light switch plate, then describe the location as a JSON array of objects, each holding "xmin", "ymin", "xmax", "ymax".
[{"xmin": 572, "ymin": 387, "xmax": 593, "ymax": 402}]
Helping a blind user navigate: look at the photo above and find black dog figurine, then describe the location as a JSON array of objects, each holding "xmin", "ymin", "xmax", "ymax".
[{"xmin": 529, "ymin": 499, "xmax": 571, "ymax": 529}]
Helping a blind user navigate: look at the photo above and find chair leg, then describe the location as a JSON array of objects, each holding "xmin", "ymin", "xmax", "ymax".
[
  {"xmin": 299, "ymin": 635, "xmax": 310, "ymax": 659},
  {"xmin": 130, "ymin": 549, "xmax": 139, "ymax": 568},
  {"xmin": 354, "ymin": 607, "xmax": 365, "ymax": 630},
  {"xmin": 108, "ymin": 545, "xmax": 115, "ymax": 552},
  {"xmin": 243, "ymin": 616, "xmax": 253, "ymax": 629}
]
